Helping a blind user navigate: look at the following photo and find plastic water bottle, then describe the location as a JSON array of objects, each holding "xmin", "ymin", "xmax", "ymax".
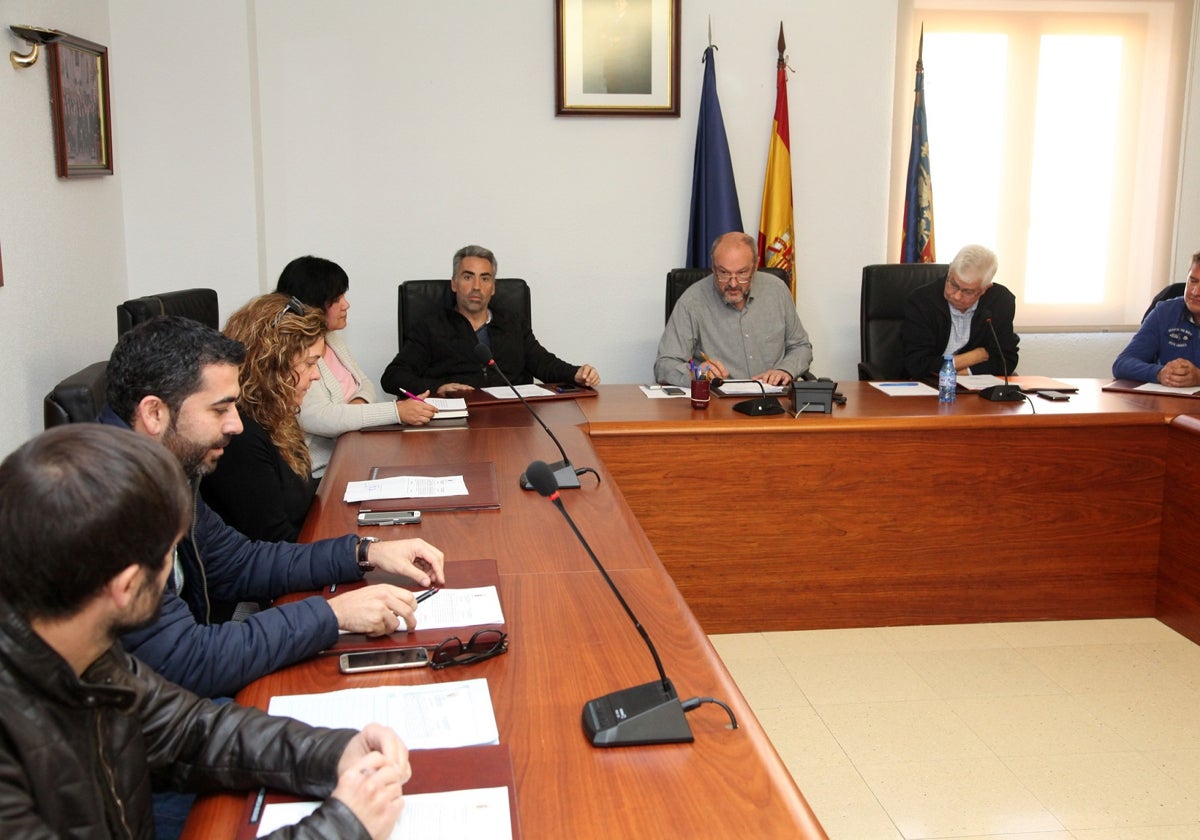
[{"xmin": 938, "ymin": 354, "xmax": 957, "ymax": 403}]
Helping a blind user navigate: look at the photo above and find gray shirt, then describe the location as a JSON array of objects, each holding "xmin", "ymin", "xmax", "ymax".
[{"xmin": 654, "ymin": 272, "xmax": 813, "ymax": 386}]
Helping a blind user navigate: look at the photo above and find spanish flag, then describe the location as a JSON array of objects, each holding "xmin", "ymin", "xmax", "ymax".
[{"xmin": 758, "ymin": 24, "xmax": 795, "ymax": 296}]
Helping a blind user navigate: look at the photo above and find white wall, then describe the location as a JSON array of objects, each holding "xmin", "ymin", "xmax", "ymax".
[
  {"xmin": 0, "ymin": 1, "xmax": 125, "ymax": 455},
  {"xmin": 1, "ymin": 1, "xmax": 1197, "ymax": 458}
]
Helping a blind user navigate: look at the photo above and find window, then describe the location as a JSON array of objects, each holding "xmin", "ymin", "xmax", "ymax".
[{"xmin": 897, "ymin": 1, "xmax": 1190, "ymax": 327}]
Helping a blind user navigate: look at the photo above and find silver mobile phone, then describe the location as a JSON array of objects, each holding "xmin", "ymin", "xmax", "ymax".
[
  {"xmin": 357, "ymin": 509, "xmax": 422, "ymax": 526},
  {"xmin": 338, "ymin": 647, "xmax": 430, "ymax": 673}
]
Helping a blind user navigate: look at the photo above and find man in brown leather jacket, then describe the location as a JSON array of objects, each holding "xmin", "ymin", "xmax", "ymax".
[{"xmin": 0, "ymin": 424, "xmax": 410, "ymax": 839}]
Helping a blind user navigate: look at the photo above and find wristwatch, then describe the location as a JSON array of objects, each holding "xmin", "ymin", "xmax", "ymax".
[{"xmin": 356, "ymin": 536, "xmax": 378, "ymax": 573}]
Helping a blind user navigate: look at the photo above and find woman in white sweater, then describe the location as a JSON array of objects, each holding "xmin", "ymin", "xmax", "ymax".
[{"xmin": 276, "ymin": 256, "xmax": 436, "ymax": 475}]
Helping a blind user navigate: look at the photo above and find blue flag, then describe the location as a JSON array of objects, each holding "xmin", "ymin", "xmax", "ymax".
[
  {"xmin": 901, "ymin": 34, "xmax": 936, "ymax": 263},
  {"xmin": 686, "ymin": 46, "xmax": 742, "ymax": 267}
]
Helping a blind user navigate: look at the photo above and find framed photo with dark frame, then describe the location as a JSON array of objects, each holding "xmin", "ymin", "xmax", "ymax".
[
  {"xmin": 45, "ymin": 33, "xmax": 113, "ymax": 178},
  {"xmin": 554, "ymin": 0, "xmax": 680, "ymax": 117}
]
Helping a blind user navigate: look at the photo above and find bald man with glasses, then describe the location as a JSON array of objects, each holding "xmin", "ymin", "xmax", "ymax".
[
  {"xmin": 901, "ymin": 244, "xmax": 1019, "ymax": 381},
  {"xmin": 654, "ymin": 232, "xmax": 813, "ymax": 387}
]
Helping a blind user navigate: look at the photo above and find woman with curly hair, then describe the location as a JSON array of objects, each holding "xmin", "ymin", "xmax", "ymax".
[{"xmin": 200, "ymin": 293, "xmax": 326, "ymax": 542}]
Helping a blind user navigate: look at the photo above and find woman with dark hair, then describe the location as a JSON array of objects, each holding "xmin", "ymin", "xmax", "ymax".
[
  {"xmin": 200, "ymin": 294, "xmax": 326, "ymax": 542},
  {"xmin": 276, "ymin": 256, "xmax": 436, "ymax": 476}
]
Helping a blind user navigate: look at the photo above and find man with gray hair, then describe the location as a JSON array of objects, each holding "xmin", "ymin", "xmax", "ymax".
[
  {"xmin": 901, "ymin": 244, "xmax": 1019, "ymax": 380},
  {"xmin": 382, "ymin": 244, "xmax": 600, "ymax": 397}
]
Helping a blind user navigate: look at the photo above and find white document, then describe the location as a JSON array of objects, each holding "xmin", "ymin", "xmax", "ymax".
[
  {"xmin": 343, "ymin": 475, "xmax": 468, "ymax": 503},
  {"xmin": 426, "ymin": 397, "xmax": 468, "ymax": 412},
  {"xmin": 716, "ymin": 379, "xmax": 787, "ymax": 396},
  {"xmin": 1131, "ymin": 382, "xmax": 1200, "ymax": 396},
  {"xmin": 870, "ymin": 381, "xmax": 939, "ymax": 396},
  {"xmin": 480, "ymin": 384, "xmax": 555, "ymax": 399},
  {"xmin": 257, "ymin": 786, "xmax": 512, "ymax": 839},
  {"xmin": 957, "ymin": 374, "xmax": 1005, "ymax": 390},
  {"xmin": 638, "ymin": 385, "xmax": 690, "ymax": 399},
  {"xmin": 413, "ymin": 586, "xmax": 504, "ymax": 631},
  {"xmin": 268, "ymin": 678, "xmax": 498, "ymax": 750}
]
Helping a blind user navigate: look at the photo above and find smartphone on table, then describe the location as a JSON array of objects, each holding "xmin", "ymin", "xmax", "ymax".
[{"xmin": 338, "ymin": 647, "xmax": 430, "ymax": 673}]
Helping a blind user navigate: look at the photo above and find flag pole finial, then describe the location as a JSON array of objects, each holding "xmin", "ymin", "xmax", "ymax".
[
  {"xmin": 777, "ymin": 22, "xmax": 786, "ymax": 60},
  {"xmin": 916, "ymin": 23, "xmax": 924, "ymax": 72},
  {"xmin": 708, "ymin": 15, "xmax": 713, "ymax": 49}
]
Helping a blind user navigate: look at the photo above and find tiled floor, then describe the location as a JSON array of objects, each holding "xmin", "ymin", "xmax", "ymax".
[{"xmin": 710, "ymin": 618, "xmax": 1200, "ymax": 840}]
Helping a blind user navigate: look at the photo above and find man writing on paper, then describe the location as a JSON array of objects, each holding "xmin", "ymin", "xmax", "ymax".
[
  {"xmin": 1113, "ymin": 250, "xmax": 1200, "ymax": 386},
  {"xmin": 100, "ymin": 316, "xmax": 447, "ymax": 699},
  {"xmin": 0, "ymin": 424, "xmax": 409, "ymax": 839},
  {"xmin": 654, "ymin": 232, "xmax": 813, "ymax": 387},
  {"xmin": 901, "ymin": 244, "xmax": 1019, "ymax": 380},
  {"xmin": 381, "ymin": 244, "xmax": 600, "ymax": 397}
]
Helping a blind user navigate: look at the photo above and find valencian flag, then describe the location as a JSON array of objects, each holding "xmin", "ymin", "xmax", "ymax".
[
  {"xmin": 902, "ymin": 26, "xmax": 936, "ymax": 263},
  {"xmin": 686, "ymin": 42, "xmax": 742, "ymax": 268},
  {"xmin": 758, "ymin": 23, "xmax": 795, "ymax": 296}
]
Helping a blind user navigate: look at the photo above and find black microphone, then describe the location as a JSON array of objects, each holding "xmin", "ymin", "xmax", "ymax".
[
  {"xmin": 977, "ymin": 316, "xmax": 1023, "ymax": 402},
  {"xmin": 472, "ymin": 344, "xmax": 590, "ymax": 490},
  {"xmin": 526, "ymin": 460, "xmax": 693, "ymax": 747},
  {"xmin": 732, "ymin": 377, "xmax": 786, "ymax": 416}
]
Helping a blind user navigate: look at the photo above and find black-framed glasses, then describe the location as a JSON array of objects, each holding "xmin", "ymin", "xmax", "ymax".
[
  {"xmin": 272, "ymin": 295, "xmax": 307, "ymax": 327},
  {"xmin": 429, "ymin": 628, "xmax": 508, "ymax": 671}
]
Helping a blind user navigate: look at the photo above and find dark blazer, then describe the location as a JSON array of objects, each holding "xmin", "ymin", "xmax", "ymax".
[
  {"xmin": 902, "ymin": 280, "xmax": 1019, "ymax": 380},
  {"xmin": 381, "ymin": 303, "xmax": 579, "ymax": 396}
]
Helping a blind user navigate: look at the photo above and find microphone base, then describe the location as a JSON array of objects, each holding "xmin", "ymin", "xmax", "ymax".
[
  {"xmin": 732, "ymin": 397, "xmax": 785, "ymax": 416},
  {"xmin": 583, "ymin": 679, "xmax": 694, "ymax": 747},
  {"xmin": 978, "ymin": 384, "xmax": 1025, "ymax": 402},
  {"xmin": 520, "ymin": 459, "xmax": 582, "ymax": 491}
]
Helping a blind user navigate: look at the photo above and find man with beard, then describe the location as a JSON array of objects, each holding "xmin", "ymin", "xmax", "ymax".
[
  {"xmin": 99, "ymin": 316, "xmax": 447, "ymax": 699},
  {"xmin": 655, "ymin": 232, "xmax": 813, "ymax": 387},
  {"xmin": 381, "ymin": 244, "xmax": 600, "ymax": 397},
  {"xmin": 0, "ymin": 424, "xmax": 410, "ymax": 839}
]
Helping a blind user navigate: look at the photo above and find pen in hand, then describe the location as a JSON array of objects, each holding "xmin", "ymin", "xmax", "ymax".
[
  {"xmin": 416, "ymin": 586, "xmax": 439, "ymax": 604},
  {"xmin": 395, "ymin": 386, "xmax": 427, "ymax": 403}
]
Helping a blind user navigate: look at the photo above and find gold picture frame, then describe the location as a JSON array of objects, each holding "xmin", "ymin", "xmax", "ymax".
[{"xmin": 45, "ymin": 33, "xmax": 113, "ymax": 178}]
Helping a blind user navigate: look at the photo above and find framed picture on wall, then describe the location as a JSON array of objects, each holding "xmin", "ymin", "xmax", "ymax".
[
  {"xmin": 45, "ymin": 33, "xmax": 113, "ymax": 178},
  {"xmin": 554, "ymin": 0, "xmax": 680, "ymax": 116}
]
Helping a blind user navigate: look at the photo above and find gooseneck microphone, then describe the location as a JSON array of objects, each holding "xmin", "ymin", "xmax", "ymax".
[
  {"xmin": 732, "ymin": 377, "xmax": 786, "ymax": 416},
  {"xmin": 526, "ymin": 460, "xmax": 695, "ymax": 746},
  {"xmin": 472, "ymin": 344, "xmax": 595, "ymax": 490},
  {"xmin": 977, "ymin": 317, "xmax": 1024, "ymax": 402}
]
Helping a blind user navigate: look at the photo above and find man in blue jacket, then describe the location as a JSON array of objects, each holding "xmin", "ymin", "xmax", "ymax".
[
  {"xmin": 100, "ymin": 316, "xmax": 447, "ymax": 699},
  {"xmin": 1113, "ymin": 250, "xmax": 1200, "ymax": 386}
]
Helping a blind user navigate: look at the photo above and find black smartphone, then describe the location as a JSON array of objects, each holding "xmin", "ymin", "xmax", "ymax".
[
  {"xmin": 338, "ymin": 648, "xmax": 430, "ymax": 673},
  {"xmin": 1037, "ymin": 390, "xmax": 1070, "ymax": 402}
]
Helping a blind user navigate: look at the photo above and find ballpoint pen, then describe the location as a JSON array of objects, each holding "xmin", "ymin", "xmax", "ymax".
[
  {"xmin": 416, "ymin": 586, "xmax": 439, "ymax": 603},
  {"xmin": 395, "ymin": 386, "xmax": 427, "ymax": 402}
]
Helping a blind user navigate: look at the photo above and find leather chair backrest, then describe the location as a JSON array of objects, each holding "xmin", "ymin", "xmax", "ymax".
[
  {"xmin": 1143, "ymin": 281, "xmax": 1185, "ymax": 321},
  {"xmin": 858, "ymin": 263, "xmax": 949, "ymax": 380},
  {"xmin": 43, "ymin": 360, "xmax": 108, "ymax": 429},
  {"xmin": 397, "ymin": 278, "xmax": 531, "ymax": 350},
  {"xmin": 664, "ymin": 266, "xmax": 791, "ymax": 324},
  {"xmin": 117, "ymin": 288, "xmax": 219, "ymax": 336}
]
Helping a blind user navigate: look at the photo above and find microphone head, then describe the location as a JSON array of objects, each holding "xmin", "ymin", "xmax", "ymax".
[
  {"xmin": 473, "ymin": 343, "xmax": 495, "ymax": 365},
  {"xmin": 524, "ymin": 460, "xmax": 559, "ymax": 497}
]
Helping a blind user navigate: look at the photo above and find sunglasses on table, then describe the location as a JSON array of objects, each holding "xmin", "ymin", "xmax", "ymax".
[{"xmin": 429, "ymin": 628, "xmax": 508, "ymax": 671}]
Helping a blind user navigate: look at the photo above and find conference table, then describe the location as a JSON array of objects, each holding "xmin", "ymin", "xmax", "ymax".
[
  {"xmin": 181, "ymin": 398, "xmax": 827, "ymax": 840},
  {"xmin": 182, "ymin": 379, "xmax": 1200, "ymax": 839}
]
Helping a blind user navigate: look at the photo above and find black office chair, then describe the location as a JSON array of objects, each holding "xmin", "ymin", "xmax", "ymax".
[
  {"xmin": 1142, "ymin": 282, "xmax": 1185, "ymax": 322},
  {"xmin": 117, "ymin": 288, "xmax": 219, "ymax": 336},
  {"xmin": 397, "ymin": 278, "xmax": 531, "ymax": 350},
  {"xmin": 858, "ymin": 263, "xmax": 949, "ymax": 380},
  {"xmin": 43, "ymin": 360, "xmax": 108, "ymax": 429},
  {"xmin": 664, "ymin": 266, "xmax": 791, "ymax": 323}
]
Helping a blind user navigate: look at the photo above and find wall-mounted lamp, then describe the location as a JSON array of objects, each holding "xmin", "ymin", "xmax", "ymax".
[{"xmin": 9, "ymin": 25, "xmax": 62, "ymax": 70}]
